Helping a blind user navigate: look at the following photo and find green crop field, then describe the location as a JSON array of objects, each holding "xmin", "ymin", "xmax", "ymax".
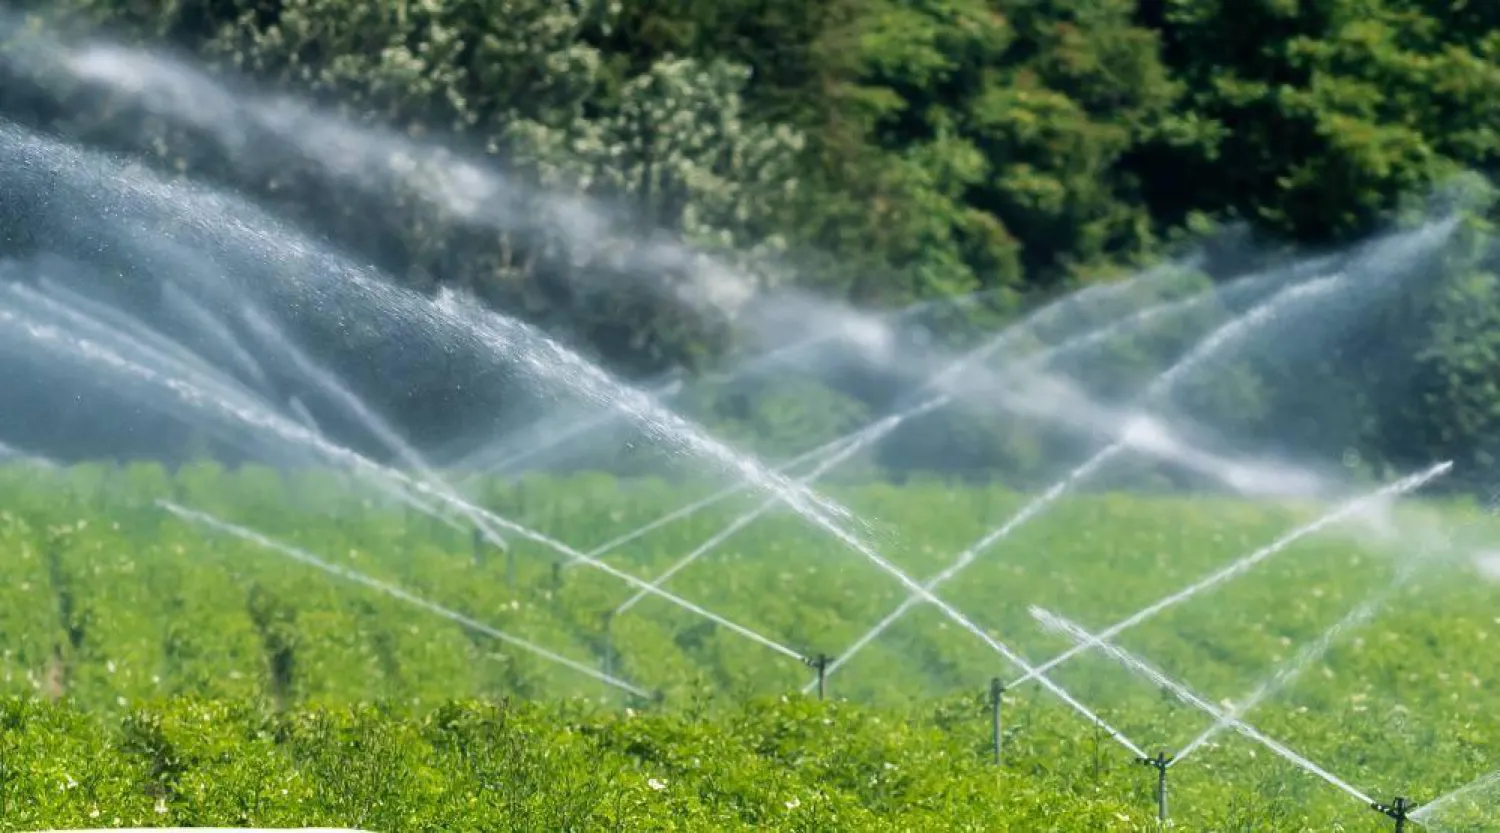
[{"xmin": 0, "ymin": 461, "xmax": 1496, "ymax": 831}]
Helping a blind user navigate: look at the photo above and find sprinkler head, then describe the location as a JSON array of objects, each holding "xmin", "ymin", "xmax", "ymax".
[
  {"xmin": 1371, "ymin": 796, "xmax": 1413, "ymax": 820},
  {"xmin": 1135, "ymin": 752, "xmax": 1172, "ymax": 770}
]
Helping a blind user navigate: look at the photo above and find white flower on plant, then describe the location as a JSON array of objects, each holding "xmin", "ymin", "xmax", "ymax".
[
  {"xmin": 648, "ymin": 777, "xmax": 667, "ymax": 791},
  {"xmin": 785, "ymin": 797, "xmax": 801, "ymax": 810}
]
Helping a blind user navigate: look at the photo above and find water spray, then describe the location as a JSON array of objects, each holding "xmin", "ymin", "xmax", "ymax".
[
  {"xmin": 453, "ymin": 376, "xmax": 685, "ymax": 483},
  {"xmin": 0, "ymin": 306, "xmax": 810, "ymax": 667},
  {"xmin": 1009, "ymin": 461, "xmax": 1452, "ymax": 689},
  {"xmin": 562, "ymin": 418, "xmax": 869, "ymax": 572},
  {"xmin": 1173, "ymin": 562, "xmax": 1415, "ymax": 766},
  {"xmin": 0, "ymin": 439, "xmax": 59, "ymax": 470},
  {"xmin": 1031, "ymin": 607, "xmax": 1378, "ymax": 808},
  {"xmin": 585, "ymin": 258, "xmax": 1274, "ymax": 585},
  {"xmin": 1409, "ymin": 767, "xmax": 1500, "ymax": 828},
  {"xmin": 159, "ymin": 500, "xmax": 651, "ymax": 698},
  {"xmin": 811, "ymin": 269, "xmax": 1365, "ymax": 692},
  {"xmin": 3, "ymin": 119, "xmax": 883, "ymax": 647},
  {"xmin": 614, "ymin": 401, "xmax": 942, "ymax": 616}
]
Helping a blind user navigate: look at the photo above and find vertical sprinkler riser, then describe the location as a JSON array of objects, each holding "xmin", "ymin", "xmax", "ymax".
[
  {"xmin": 805, "ymin": 653, "xmax": 830, "ymax": 700},
  {"xmin": 989, "ymin": 677, "xmax": 1004, "ymax": 766},
  {"xmin": 601, "ymin": 610, "xmax": 614, "ymax": 679},
  {"xmin": 1136, "ymin": 752, "xmax": 1171, "ymax": 823}
]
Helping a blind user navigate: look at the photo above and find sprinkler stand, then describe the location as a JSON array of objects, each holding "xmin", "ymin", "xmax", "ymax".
[
  {"xmin": 601, "ymin": 610, "xmax": 615, "ymax": 679},
  {"xmin": 804, "ymin": 653, "xmax": 830, "ymax": 700},
  {"xmin": 471, "ymin": 527, "xmax": 484, "ymax": 567},
  {"xmin": 1135, "ymin": 752, "xmax": 1172, "ymax": 823},
  {"xmin": 1371, "ymin": 796, "xmax": 1413, "ymax": 832},
  {"xmin": 989, "ymin": 677, "xmax": 1005, "ymax": 765}
]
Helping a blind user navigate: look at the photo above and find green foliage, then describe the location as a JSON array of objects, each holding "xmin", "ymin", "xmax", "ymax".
[
  {"xmin": 0, "ymin": 463, "xmax": 1496, "ymax": 828},
  {"xmin": 0, "ymin": 695, "xmax": 1155, "ymax": 830}
]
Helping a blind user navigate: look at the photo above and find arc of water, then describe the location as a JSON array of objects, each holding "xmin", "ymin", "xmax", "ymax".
[
  {"xmin": 159, "ymin": 500, "xmax": 651, "ymax": 698},
  {"xmin": 614, "ymin": 399, "xmax": 947, "ymax": 616},
  {"xmin": 454, "ymin": 377, "xmax": 685, "ymax": 483},
  {"xmin": 437, "ymin": 291, "xmax": 1034, "ymax": 669},
  {"xmin": 0, "ymin": 307, "xmax": 806, "ymax": 664},
  {"xmin": 34, "ymin": 276, "xmax": 237, "ymax": 391},
  {"xmin": 2, "ymin": 118, "xmax": 879, "ymax": 595},
  {"xmin": 562, "ymin": 278, "xmax": 1178, "ymax": 574},
  {"xmin": 561, "ymin": 423, "xmax": 869, "ymax": 573},
  {"xmin": 234, "ymin": 304, "xmax": 503, "ymax": 546},
  {"xmin": 160, "ymin": 282, "xmax": 275, "ymax": 394},
  {"xmin": 285, "ymin": 395, "xmax": 329, "ymax": 438},
  {"xmin": 0, "ymin": 298, "xmax": 479, "ymax": 526},
  {"xmin": 1031, "ymin": 606, "xmax": 1377, "ymax": 807},
  {"xmin": 1171, "ymin": 564, "xmax": 1412, "ymax": 766},
  {"xmin": 0, "ymin": 439, "xmax": 60, "ymax": 469},
  {"xmin": 811, "ymin": 273, "xmax": 1353, "ymax": 691},
  {"xmin": 457, "ymin": 289, "xmax": 963, "ymax": 479},
  {"xmin": 704, "ymin": 285, "xmax": 1003, "ymax": 388},
  {"xmin": 637, "ymin": 260, "xmax": 1301, "ymax": 597},
  {"xmin": 31, "ymin": 29, "xmax": 1179, "ymax": 326},
  {"xmin": 1008, "ymin": 461, "xmax": 1453, "ymax": 690},
  {"xmin": 0, "ymin": 120, "xmax": 888, "ymax": 673},
  {"xmin": 463, "ymin": 293, "xmax": 1151, "ymax": 751},
  {"xmin": 1410, "ymin": 768, "xmax": 1500, "ymax": 824},
  {"xmin": 16, "ymin": 280, "xmax": 492, "ymax": 545},
  {"xmin": 635, "ymin": 254, "xmax": 1329, "ymax": 575},
  {"xmin": 807, "ymin": 447, "xmax": 1126, "ymax": 692},
  {"xmin": 1024, "ymin": 255, "xmax": 1341, "ymax": 370},
  {"xmin": 2, "ymin": 111, "xmax": 1181, "ymax": 669},
  {"xmin": 6, "ymin": 283, "xmax": 267, "ymax": 416},
  {"xmin": 0, "ymin": 288, "xmax": 296, "ymax": 465}
]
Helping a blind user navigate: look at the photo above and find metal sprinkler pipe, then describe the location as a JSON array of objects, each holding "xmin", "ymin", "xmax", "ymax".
[
  {"xmin": 1136, "ymin": 752, "xmax": 1172, "ymax": 823},
  {"xmin": 990, "ymin": 677, "xmax": 1005, "ymax": 765},
  {"xmin": 805, "ymin": 653, "xmax": 831, "ymax": 700},
  {"xmin": 601, "ymin": 609, "xmax": 615, "ymax": 679}
]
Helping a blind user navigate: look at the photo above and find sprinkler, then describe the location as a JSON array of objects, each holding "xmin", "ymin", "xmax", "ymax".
[
  {"xmin": 1371, "ymin": 796, "xmax": 1414, "ymax": 832},
  {"xmin": 989, "ymin": 677, "xmax": 1005, "ymax": 765},
  {"xmin": 601, "ymin": 610, "xmax": 615, "ymax": 678},
  {"xmin": 1136, "ymin": 752, "xmax": 1172, "ymax": 823},
  {"xmin": 804, "ymin": 653, "xmax": 831, "ymax": 700}
]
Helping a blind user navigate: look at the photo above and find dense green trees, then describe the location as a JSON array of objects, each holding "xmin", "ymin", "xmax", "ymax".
[{"xmin": 4, "ymin": 0, "xmax": 1500, "ymax": 483}]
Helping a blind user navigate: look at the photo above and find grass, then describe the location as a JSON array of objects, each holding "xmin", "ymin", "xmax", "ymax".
[{"xmin": 0, "ymin": 460, "xmax": 1496, "ymax": 830}]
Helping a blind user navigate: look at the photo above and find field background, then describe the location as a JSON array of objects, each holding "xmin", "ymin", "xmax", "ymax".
[{"xmin": 1, "ymin": 461, "xmax": 1495, "ymax": 831}]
